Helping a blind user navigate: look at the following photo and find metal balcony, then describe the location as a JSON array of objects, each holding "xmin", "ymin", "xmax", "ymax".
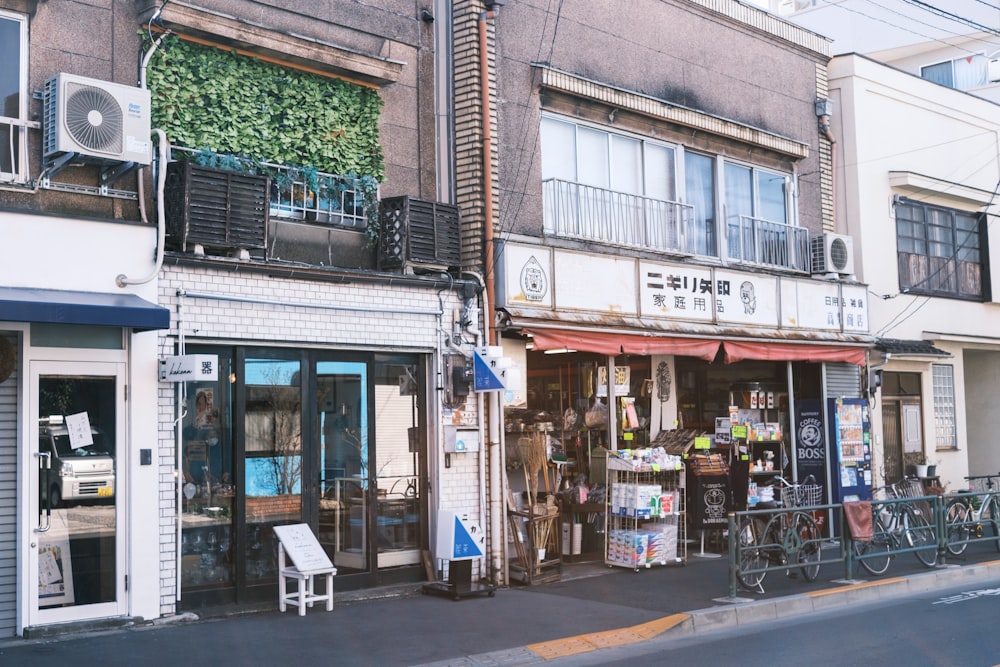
[
  {"xmin": 543, "ymin": 178, "xmax": 698, "ymax": 255},
  {"xmin": 727, "ymin": 215, "xmax": 810, "ymax": 273}
]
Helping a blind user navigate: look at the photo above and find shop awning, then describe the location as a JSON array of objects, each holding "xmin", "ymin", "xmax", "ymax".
[
  {"xmin": 525, "ymin": 328, "xmax": 721, "ymax": 361},
  {"xmin": 722, "ymin": 340, "xmax": 867, "ymax": 366},
  {"xmin": 0, "ymin": 287, "xmax": 170, "ymax": 332}
]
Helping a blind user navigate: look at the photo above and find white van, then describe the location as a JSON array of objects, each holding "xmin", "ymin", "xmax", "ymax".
[{"xmin": 38, "ymin": 417, "xmax": 115, "ymax": 507}]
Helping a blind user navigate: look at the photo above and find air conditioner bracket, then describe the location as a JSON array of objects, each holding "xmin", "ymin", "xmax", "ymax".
[
  {"xmin": 41, "ymin": 151, "xmax": 78, "ymax": 182},
  {"xmin": 100, "ymin": 161, "xmax": 139, "ymax": 187}
]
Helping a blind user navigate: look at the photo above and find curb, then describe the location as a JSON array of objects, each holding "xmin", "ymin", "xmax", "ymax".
[
  {"xmin": 675, "ymin": 558, "xmax": 1000, "ymax": 639},
  {"xmin": 500, "ymin": 558, "xmax": 1000, "ymax": 664}
]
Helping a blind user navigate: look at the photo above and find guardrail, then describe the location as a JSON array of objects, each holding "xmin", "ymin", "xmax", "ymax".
[{"xmin": 727, "ymin": 487, "xmax": 1000, "ymax": 599}]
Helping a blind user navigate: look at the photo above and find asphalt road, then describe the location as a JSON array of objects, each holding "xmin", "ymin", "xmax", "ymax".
[{"xmin": 538, "ymin": 573, "xmax": 1000, "ymax": 666}]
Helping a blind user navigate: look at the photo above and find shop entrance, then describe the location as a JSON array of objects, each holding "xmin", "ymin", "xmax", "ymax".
[
  {"xmin": 28, "ymin": 361, "xmax": 127, "ymax": 627},
  {"xmin": 880, "ymin": 372, "xmax": 922, "ymax": 484},
  {"xmin": 179, "ymin": 348, "xmax": 427, "ymax": 609}
]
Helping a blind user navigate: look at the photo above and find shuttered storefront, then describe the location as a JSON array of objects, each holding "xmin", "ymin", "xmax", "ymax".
[{"xmin": 0, "ymin": 333, "xmax": 19, "ymax": 637}]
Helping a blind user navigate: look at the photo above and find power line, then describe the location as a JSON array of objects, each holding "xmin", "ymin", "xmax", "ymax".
[
  {"xmin": 900, "ymin": 0, "xmax": 1000, "ymax": 38},
  {"xmin": 813, "ymin": 0, "xmax": 1000, "ymax": 56}
]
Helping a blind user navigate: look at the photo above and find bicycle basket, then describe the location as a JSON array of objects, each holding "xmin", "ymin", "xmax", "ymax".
[
  {"xmin": 894, "ymin": 478, "xmax": 925, "ymax": 499},
  {"xmin": 784, "ymin": 484, "xmax": 822, "ymax": 508}
]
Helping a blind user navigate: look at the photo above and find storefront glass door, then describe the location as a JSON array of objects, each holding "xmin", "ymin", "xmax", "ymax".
[
  {"xmin": 372, "ymin": 357, "xmax": 423, "ymax": 568},
  {"xmin": 315, "ymin": 361, "xmax": 368, "ymax": 572},
  {"xmin": 29, "ymin": 361, "xmax": 126, "ymax": 626},
  {"xmin": 243, "ymin": 356, "xmax": 303, "ymax": 582}
]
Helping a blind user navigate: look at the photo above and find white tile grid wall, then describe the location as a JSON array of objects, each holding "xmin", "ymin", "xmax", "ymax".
[
  {"xmin": 438, "ymin": 448, "xmax": 487, "ymax": 581},
  {"xmin": 157, "ymin": 266, "xmax": 471, "ymax": 613}
]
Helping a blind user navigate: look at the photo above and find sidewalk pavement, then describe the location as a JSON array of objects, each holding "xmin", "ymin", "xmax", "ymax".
[{"xmin": 3, "ymin": 542, "xmax": 1000, "ymax": 667}]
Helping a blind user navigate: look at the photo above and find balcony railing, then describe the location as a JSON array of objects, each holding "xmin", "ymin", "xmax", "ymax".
[
  {"xmin": 173, "ymin": 147, "xmax": 372, "ymax": 230},
  {"xmin": 543, "ymin": 178, "xmax": 697, "ymax": 255},
  {"xmin": 727, "ymin": 214, "xmax": 810, "ymax": 272},
  {"xmin": 543, "ymin": 178, "xmax": 809, "ymax": 272},
  {"xmin": 0, "ymin": 116, "xmax": 37, "ymax": 185}
]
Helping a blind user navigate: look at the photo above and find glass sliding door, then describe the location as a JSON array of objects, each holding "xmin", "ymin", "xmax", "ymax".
[
  {"xmin": 30, "ymin": 361, "xmax": 126, "ymax": 625},
  {"xmin": 243, "ymin": 355, "xmax": 303, "ymax": 582},
  {"xmin": 180, "ymin": 354, "xmax": 234, "ymax": 596},
  {"xmin": 315, "ymin": 361, "xmax": 367, "ymax": 572},
  {"xmin": 373, "ymin": 357, "xmax": 424, "ymax": 568}
]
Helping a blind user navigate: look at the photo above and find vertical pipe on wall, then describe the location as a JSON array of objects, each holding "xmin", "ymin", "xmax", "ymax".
[{"xmin": 478, "ymin": 9, "xmax": 505, "ymax": 585}]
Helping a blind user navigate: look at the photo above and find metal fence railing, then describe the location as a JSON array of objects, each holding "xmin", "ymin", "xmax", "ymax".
[{"xmin": 727, "ymin": 484, "xmax": 1000, "ymax": 600}]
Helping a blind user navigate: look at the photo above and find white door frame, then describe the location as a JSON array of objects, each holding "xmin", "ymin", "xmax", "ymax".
[{"xmin": 24, "ymin": 359, "xmax": 128, "ymax": 628}]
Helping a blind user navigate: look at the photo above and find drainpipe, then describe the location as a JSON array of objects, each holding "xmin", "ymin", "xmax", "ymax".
[
  {"xmin": 479, "ymin": 10, "xmax": 497, "ymax": 344},
  {"xmin": 478, "ymin": 7, "xmax": 504, "ymax": 586},
  {"xmin": 119, "ymin": 15, "xmax": 171, "ymax": 286},
  {"xmin": 117, "ymin": 129, "xmax": 168, "ymax": 287}
]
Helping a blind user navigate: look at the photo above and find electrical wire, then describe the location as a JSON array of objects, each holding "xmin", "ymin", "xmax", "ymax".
[
  {"xmin": 812, "ymin": 0, "xmax": 1000, "ymax": 56},
  {"xmin": 900, "ymin": 0, "xmax": 1000, "ymax": 38}
]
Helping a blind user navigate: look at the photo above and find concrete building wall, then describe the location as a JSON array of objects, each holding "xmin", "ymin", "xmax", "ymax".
[
  {"xmin": 480, "ymin": 0, "xmax": 832, "ymax": 239},
  {"xmin": 829, "ymin": 53, "xmax": 1000, "ymax": 488}
]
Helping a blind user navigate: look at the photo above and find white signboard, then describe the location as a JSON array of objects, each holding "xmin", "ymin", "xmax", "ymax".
[
  {"xmin": 554, "ymin": 251, "xmax": 637, "ymax": 314},
  {"xmin": 502, "ymin": 242, "xmax": 870, "ymax": 336},
  {"xmin": 160, "ymin": 354, "xmax": 219, "ymax": 382},
  {"xmin": 272, "ymin": 523, "xmax": 334, "ymax": 573},
  {"xmin": 780, "ymin": 281, "xmax": 868, "ymax": 332},
  {"xmin": 639, "ymin": 262, "xmax": 715, "ymax": 322},
  {"xmin": 501, "ymin": 244, "xmax": 553, "ymax": 307}
]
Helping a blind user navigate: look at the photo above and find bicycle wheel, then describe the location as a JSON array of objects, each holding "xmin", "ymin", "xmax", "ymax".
[
  {"xmin": 944, "ymin": 498, "xmax": 971, "ymax": 556},
  {"xmin": 793, "ymin": 511, "xmax": 821, "ymax": 581},
  {"xmin": 854, "ymin": 514, "xmax": 892, "ymax": 575},
  {"xmin": 903, "ymin": 504, "xmax": 938, "ymax": 567},
  {"xmin": 736, "ymin": 516, "xmax": 766, "ymax": 591}
]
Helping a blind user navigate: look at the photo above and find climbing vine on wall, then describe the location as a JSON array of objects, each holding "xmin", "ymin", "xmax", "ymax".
[{"xmin": 145, "ymin": 35, "xmax": 385, "ymax": 182}]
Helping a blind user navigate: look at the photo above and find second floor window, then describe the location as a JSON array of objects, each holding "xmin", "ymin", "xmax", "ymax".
[
  {"xmin": 540, "ymin": 113, "xmax": 802, "ymax": 270},
  {"xmin": 0, "ymin": 11, "xmax": 28, "ymax": 183},
  {"xmin": 895, "ymin": 198, "xmax": 986, "ymax": 301},
  {"xmin": 921, "ymin": 54, "xmax": 989, "ymax": 91}
]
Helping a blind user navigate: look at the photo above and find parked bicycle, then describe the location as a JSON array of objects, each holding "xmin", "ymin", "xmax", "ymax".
[
  {"xmin": 852, "ymin": 477, "xmax": 937, "ymax": 575},
  {"xmin": 737, "ymin": 475, "xmax": 823, "ymax": 592},
  {"xmin": 945, "ymin": 474, "xmax": 1000, "ymax": 556}
]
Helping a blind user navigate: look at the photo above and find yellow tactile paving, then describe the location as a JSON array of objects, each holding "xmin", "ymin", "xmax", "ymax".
[
  {"xmin": 807, "ymin": 577, "xmax": 905, "ymax": 598},
  {"xmin": 526, "ymin": 613, "xmax": 690, "ymax": 660}
]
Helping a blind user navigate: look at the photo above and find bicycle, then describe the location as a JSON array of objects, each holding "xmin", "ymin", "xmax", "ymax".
[
  {"xmin": 736, "ymin": 475, "xmax": 822, "ymax": 592},
  {"xmin": 945, "ymin": 474, "xmax": 1000, "ymax": 556},
  {"xmin": 853, "ymin": 478, "xmax": 937, "ymax": 575},
  {"xmin": 892, "ymin": 477, "xmax": 938, "ymax": 567}
]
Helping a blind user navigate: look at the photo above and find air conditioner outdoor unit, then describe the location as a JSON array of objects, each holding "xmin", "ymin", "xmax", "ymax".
[
  {"xmin": 989, "ymin": 58, "xmax": 1000, "ymax": 83},
  {"xmin": 43, "ymin": 73, "xmax": 151, "ymax": 166},
  {"xmin": 810, "ymin": 233, "xmax": 855, "ymax": 276}
]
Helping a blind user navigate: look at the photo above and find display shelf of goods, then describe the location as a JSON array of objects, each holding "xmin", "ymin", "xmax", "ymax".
[{"xmin": 604, "ymin": 449, "xmax": 686, "ymax": 570}]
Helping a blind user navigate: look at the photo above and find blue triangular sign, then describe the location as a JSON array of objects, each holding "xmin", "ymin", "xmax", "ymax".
[
  {"xmin": 452, "ymin": 516, "xmax": 484, "ymax": 559},
  {"xmin": 473, "ymin": 351, "xmax": 505, "ymax": 391}
]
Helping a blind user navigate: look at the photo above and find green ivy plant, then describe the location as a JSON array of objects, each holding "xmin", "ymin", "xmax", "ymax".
[{"xmin": 146, "ymin": 34, "xmax": 385, "ymax": 243}]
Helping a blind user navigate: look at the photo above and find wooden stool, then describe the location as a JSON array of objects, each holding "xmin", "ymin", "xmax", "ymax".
[{"xmin": 278, "ymin": 542, "xmax": 336, "ymax": 615}]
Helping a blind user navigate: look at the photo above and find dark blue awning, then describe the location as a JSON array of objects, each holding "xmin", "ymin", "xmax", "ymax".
[{"xmin": 0, "ymin": 287, "xmax": 170, "ymax": 331}]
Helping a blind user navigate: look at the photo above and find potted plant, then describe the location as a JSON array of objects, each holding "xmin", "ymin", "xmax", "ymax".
[{"xmin": 903, "ymin": 450, "xmax": 926, "ymax": 478}]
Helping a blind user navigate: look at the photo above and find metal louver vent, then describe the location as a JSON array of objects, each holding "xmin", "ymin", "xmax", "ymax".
[
  {"xmin": 64, "ymin": 82, "xmax": 123, "ymax": 154},
  {"xmin": 377, "ymin": 196, "xmax": 462, "ymax": 273}
]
